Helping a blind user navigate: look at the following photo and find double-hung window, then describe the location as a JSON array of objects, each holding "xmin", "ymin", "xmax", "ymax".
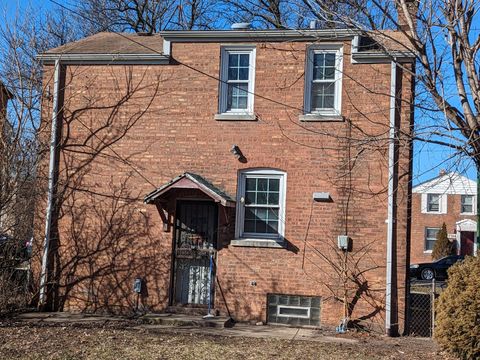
[
  {"xmin": 304, "ymin": 45, "xmax": 343, "ymax": 117},
  {"xmin": 219, "ymin": 47, "xmax": 256, "ymax": 116},
  {"xmin": 461, "ymin": 195, "xmax": 474, "ymax": 214},
  {"xmin": 425, "ymin": 227, "xmax": 440, "ymax": 252},
  {"xmin": 427, "ymin": 194, "xmax": 440, "ymax": 213},
  {"xmin": 236, "ymin": 169, "xmax": 286, "ymax": 240}
]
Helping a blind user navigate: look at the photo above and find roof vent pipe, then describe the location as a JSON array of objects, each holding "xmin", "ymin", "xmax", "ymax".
[{"xmin": 231, "ymin": 22, "xmax": 251, "ymax": 30}]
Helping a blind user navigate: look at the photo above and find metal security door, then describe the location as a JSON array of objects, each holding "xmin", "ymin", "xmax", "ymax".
[{"xmin": 173, "ymin": 201, "xmax": 217, "ymax": 306}]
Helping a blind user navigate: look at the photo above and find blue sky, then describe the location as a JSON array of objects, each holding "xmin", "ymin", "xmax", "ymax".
[{"xmin": 2, "ymin": 0, "xmax": 475, "ymax": 185}]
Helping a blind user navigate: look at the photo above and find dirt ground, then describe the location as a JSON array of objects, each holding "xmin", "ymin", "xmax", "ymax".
[{"xmin": 0, "ymin": 320, "xmax": 452, "ymax": 360}]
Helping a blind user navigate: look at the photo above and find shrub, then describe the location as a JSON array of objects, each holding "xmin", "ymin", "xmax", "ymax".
[
  {"xmin": 435, "ymin": 256, "xmax": 480, "ymax": 359},
  {"xmin": 431, "ymin": 223, "xmax": 455, "ymax": 260}
]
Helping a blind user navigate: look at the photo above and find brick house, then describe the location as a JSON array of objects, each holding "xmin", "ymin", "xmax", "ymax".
[
  {"xmin": 411, "ymin": 172, "xmax": 477, "ymax": 264},
  {"xmin": 36, "ymin": 27, "xmax": 415, "ymax": 334}
]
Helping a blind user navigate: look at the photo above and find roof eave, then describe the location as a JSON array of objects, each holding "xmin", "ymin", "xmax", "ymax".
[
  {"xmin": 351, "ymin": 50, "xmax": 416, "ymax": 64},
  {"xmin": 158, "ymin": 29, "xmax": 357, "ymax": 42},
  {"xmin": 36, "ymin": 53, "xmax": 170, "ymax": 65}
]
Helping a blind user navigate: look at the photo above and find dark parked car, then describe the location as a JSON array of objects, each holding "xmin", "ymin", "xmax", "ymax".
[{"xmin": 409, "ymin": 255, "xmax": 464, "ymax": 280}]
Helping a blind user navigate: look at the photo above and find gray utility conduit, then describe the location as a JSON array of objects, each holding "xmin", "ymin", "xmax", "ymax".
[
  {"xmin": 39, "ymin": 59, "xmax": 62, "ymax": 308},
  {"xmin": 385, "ymin": 61, "xmax": 398, "ymax": 336}
]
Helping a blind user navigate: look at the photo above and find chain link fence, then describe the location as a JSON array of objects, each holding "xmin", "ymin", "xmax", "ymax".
[{"xmin": 408, "ymin": 280, "xmax": 445, "ymax": 337}]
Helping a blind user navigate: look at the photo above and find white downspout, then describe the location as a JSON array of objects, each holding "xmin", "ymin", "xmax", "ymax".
[
  {"xmin": 385, "ymin": 61, "xmax": 397, "ymax": 336},
  {"xmin": 39, "ymin": 59, "xmax": 61, "ymax": 308}
]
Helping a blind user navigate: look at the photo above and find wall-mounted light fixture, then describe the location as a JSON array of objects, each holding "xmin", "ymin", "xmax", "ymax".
[{"xmin": 230, "ymin": 144, "xmax": 247, "ymax": 163}]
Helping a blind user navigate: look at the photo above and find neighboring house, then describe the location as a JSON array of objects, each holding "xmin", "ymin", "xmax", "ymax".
[
  {"xmin": 36, "ymin": 24, "xmax": 415, "ymax": 334},
  {"xmin": 411, "ymin": 172, "xmax": 477, "ymax": 264}
]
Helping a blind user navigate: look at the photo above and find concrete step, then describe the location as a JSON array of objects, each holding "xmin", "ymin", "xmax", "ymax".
[{"xmin": 139, "ymin": 313, "xmax": 233, "ymax": 328}]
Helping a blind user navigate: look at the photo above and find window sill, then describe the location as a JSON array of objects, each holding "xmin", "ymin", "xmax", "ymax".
[
  {"xmin": 231, "ymin": 238, "xmax": 285, "ymax": 248},
  {"xmin": 423, "ymin": 250, "xmax": 433, "ymax": 254},
  {"xmin": 299, "ymin": 114, "xmax": 344, "ymax": 122},
  {"xmin": 215, "ymin": 113, "xmax": 257, "ymax": 121}
]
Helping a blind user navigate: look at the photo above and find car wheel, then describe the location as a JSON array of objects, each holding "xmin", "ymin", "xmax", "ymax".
[{"xmin": 421, "ymin": 268, "xmax": 435, "ymax": 281}]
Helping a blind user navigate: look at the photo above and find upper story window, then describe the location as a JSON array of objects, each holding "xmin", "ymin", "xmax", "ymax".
[
  {"xmin": 218, "ymin": 47, "xmax": 256, "ymax": 117},
  {"xmin": 421, "ymin": 193, "xmax": 447, "ymax": 214},
  {"xmin": 304, "ymin": 45, "xmax": 343, "ymax": 117},
  {"xmin": 461, "ymin": 195, "xmax": 474, "ymax": 214},
  {"xmin": 427, "ymin": 194, "xmax": 440, "ymax": 212},
  {"xmin": 235, "ymin": 169, "xmax": 286, "ymax": 241}
]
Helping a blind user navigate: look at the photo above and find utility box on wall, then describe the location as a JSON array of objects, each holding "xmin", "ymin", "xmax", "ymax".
[{"xmin": 337, "ymin": 235, "xmax": 350, "ymax": 251}]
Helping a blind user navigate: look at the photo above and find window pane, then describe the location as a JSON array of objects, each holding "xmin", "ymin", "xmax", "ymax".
[
  {"xmin": 461, "ymin": 195, "xmax": 473, "ymax": 213},
  {"xmin": 245, "ymin": 207, "xmax": 256, "ymax": 220},
  {"xmin": 269, "ymin": 179, "xmax": 279, "ymax": 191},
  {"xmin": 267, "ymin": 221, "xmax": 278, "ymax": 233},
  {"xmin": 257, "ymin": 208, "xmax": 267, "ymax": 220},
  {"xmin": 313, "ymin": 66, "xmax": 324, "ymax": 80},
  {"xmin": 257, "ymin": 192, "xmax": 268, "ymax": 204},
  {"xmin": 325, "ymin": 53, "xmax": 336, "ymax": 67},
  {"xmin": 227, "ymin": 83, "xmax": 248, "ymax": 110},
  {"xmin": 324, "ymin": 66, "xmax": 335, "ymax": 79},
  {"xmin": 246, "ymin": 178, "xmax": 256, "ymax": 191},
  {"xmin": 245, "ymin": 191, "xmax": 256, "ymax": 204},
  {"xmin": 426, "ymin": 239, "xmax": 436, "ymax": 251},
  {"xmin": 426, "ymin": 228, "xmax": 439, "ymax": 238},
  {"xmin": 256, "ymin": 220, "xmax": 267, "ymax": 233},
  {"xmin": 313, "ymin": 53, "xmax": 336, "ymax": 81},
  {"xmin": 312, "ymin": 82, "xmax": 335, "ymax": 110},
  {"xmin": 427, "ymin": 194, "xmax": 440, "ymax": 212},
  {"xmin": 229, "ymin": 53, "xmax": 238, "ymax": 67},
  {"xmin": 257, "ymin": 178, "xmax": 268, "ymax": 191},
  {"xmin": 268, "ymin": 192, "xmax": 279, "ymax": 205},
  {"xmin": 238, "ymin": 67, "xmax": 249, "ymax": 80},
  {"xmin": 239, "ymin": 54, "xmax": 249, "ymax": 66},
  {"xmin": 313, "ymin": 53, "xmax": 324, "ymax": 68},
  {"xmin": 244, "ymin": 220, "xmax": 255, "ymax": 232}
]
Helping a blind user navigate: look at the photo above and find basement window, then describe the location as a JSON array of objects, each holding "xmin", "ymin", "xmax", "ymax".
[
  {"xmin": 277, "ymin": 306, "xmax": 310, "ymax": 319},
  {"xmin": 268, "ymin": 294, "xmax": 321, "ymax": 327}
]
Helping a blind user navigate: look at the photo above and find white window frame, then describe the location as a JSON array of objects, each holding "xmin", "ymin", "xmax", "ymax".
[
  {"xmin": 422, "ymin": 193, "xmax": 447, "ymax": 214},
  {"xmin": 460, "ymin": 194, "xmax": 475, "ymax": 215},
  {"xmin": 424, "ymin": 227, "xmax": 440, "ymax": 253},
  {"xmin": 304, "ymin": 44, "xmax": 343, "ymax": 116},
  {"xmin": 219, "ymin": 46, "xmax": 256, "ymax": 115},
  {"xmin": 277, "ymin": 305, "xmax": 311, "ymax": 319},
  {"xmin": 235, "ymin": 169, "xmax": 286, "ymax": 241}
]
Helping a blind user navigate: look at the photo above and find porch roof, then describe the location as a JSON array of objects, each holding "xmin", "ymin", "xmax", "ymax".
[{"xmin": 144, "ymin": 172, "xmax": 235, "ymax": 207}]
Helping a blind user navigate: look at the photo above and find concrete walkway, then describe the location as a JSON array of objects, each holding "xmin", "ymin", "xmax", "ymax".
[{"xmin": 11, "ymin": 312, "xmax": 358, "ymax": 344}]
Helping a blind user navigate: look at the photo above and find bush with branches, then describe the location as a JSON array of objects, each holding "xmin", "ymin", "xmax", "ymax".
[
  {"xmin": 435, "ymin": 256, "xmax": 480, "ymax": 359},
  {"xmin": 431, "ymin": 223, "xmax": 455, "ymax": 260}
]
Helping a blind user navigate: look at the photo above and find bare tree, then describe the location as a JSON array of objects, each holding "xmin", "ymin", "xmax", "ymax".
[
  {"xmin": 0, "ymin": 5, "xmax": 86, "ymax": 313},
  {"xmin": 300, "ymin": 0, "xmax": 480, "ymax": 170},
  {"xmin": 77, "ymin": 0, "xmax": 219, "ymax": 34}
]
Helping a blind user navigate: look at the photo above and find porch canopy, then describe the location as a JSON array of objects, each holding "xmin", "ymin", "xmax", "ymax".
[{"xmin": 144, "ymin": 172, "xmax": 235, "ymax": 207}]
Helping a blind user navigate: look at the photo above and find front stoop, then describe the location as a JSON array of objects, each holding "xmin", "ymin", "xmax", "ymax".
[{"xmin": 139, "ymin": 313, "xmax": 232, "ymax": 328}]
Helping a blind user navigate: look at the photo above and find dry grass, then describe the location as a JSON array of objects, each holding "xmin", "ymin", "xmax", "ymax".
[{"xmin": 0, "ymin": 321, "xmax": 451, "ymax": 360}]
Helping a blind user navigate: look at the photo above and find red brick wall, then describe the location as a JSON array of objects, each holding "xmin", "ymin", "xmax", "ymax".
[
  {"xmin": 35, "ymin": 38, "xmax": 414, "ymax": 332},
  {"xmin": 410, "ymin": 193, "xmax": 476, "ymax": 264}
]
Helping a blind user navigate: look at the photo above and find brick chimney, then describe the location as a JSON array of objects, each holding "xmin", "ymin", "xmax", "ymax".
[{"xmin": 396, "ymin": 0, "xmax": 418, "ymax": 31}]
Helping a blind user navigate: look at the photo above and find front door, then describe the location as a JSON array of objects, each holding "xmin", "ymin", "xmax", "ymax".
[
  {"xmin": 460, "ymin": 231, "xmax": 475, "ymax": 256},
  {"xmin": 172, "ymin": 201, "xmax": 217, "ymax": 306}
]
